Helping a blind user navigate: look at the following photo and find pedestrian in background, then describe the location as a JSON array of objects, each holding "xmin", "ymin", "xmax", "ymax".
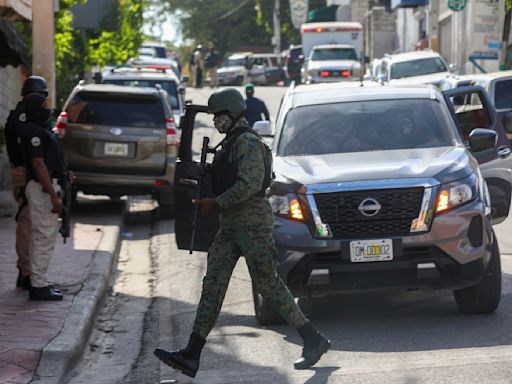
[
  {"xmin": 154, "ymin": 88, "xmax": 330, "ymax": 378},
  {"xmin": 244, "ymin": 83, "xmax": 270, "ymax": 127},
  {"xmin": 193, "ymin": 44, "xmax": 204, "ymax": 88},
  {"xmin": 205, "ymin": 46, "xmax": 221, "ymax": 88},
  {"xmin": 414, "ymin": 31, "xmax": 428, "ymax": 51},
  {"xmin": 18, "ymin": 93, "xmax": 67, "ymax": 301},
  {"xmin": 3, "ymin": 76, "xmax": 49, "ymax": 290}
]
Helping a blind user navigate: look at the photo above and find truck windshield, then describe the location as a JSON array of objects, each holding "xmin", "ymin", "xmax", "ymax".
[
  {"xmin": 311, "ymin": 48, "xmax": 357, "ymax": 61},
  {"xmin": 390, "ymin": 58, "xmax": 447, "ymax": 79},
  {"xmin": 277, "ymin": 99, "xmax": 457, "ymax": 156},
  {"xmin": 224, "ymin": 58, "xmax": 246, "ymax": 67}
]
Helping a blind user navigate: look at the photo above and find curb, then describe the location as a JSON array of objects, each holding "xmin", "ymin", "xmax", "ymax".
[{"xmin": 34, "ymin": 224, "xmax": 122, "ymax": 383}]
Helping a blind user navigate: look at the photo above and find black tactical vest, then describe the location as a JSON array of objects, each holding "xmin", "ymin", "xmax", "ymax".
[{"xmin": 211, "ymin": 128, "xmax": 272, "ymax": 198}]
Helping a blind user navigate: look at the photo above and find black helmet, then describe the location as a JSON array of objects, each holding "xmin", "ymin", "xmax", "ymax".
[{"xmin": 21, "ymin": 76, "xmax": 48, "ymax": 97}]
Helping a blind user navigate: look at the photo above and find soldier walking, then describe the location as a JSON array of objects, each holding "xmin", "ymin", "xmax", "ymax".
[
  {"xmin": 154, "ymin": 88, "xmax": 330, "ymax": 377},
  {"xmin": 3, "ymin": 76, "xmax": 49, "ymax": 289}
]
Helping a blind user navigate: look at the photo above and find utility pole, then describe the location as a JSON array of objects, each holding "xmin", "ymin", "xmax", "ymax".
[
  {"xmin": 500, "ymin": 2, "xmax": 511, "ymax": 70},
  {"xmin": 273, "ymin": 0, "xmax": 281, "ymax": 55},
  {"xmin": 32, "ymin": 0, "xmax": 56, "ymax": 107},
  {"xmin": 428, "ymin": 0, "xmax": 439, "ymax": 52}
]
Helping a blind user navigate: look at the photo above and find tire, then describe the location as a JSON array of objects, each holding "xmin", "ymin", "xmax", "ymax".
[
  {"xmin": 453, "ymin": 231, "xmax": 502, "ymax": 314},
  {"xmin": 252, "ymin": 284, "xmax": 285, "ymax": 326}
]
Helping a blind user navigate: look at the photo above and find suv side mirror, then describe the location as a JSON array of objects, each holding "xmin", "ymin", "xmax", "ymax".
[
  {"xmin": 253, "ymin": 120, "xmax": 273, "ymax": 137},
  {"xmin": 469, "ymin": 128, "xmax": 496, "ymax": 152},
  {"xmin": 181, "ymin": 75, "xmax": 189, "ymax": 83},
  {"xmin": 449, "ymin": 63, "xmax": 460, "ymax": 73}
]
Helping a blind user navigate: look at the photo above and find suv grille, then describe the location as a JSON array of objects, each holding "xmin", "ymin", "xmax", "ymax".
[{"xmin": 314, "ymin": 188, "xmax": 424, "ymax": 239}]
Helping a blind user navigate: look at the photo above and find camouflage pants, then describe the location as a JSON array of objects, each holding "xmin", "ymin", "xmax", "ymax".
[{"xmin": 192, "ymin": 226, "xmax": 307, "ymax": 339}]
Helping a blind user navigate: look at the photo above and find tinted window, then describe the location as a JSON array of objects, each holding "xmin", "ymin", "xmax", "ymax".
[
  {"xmin": 390, "ymin": 58, "xmax": 448, "ymax": 79},
  {"xmin": 277, "ymin": 99, "xmax": 456, "ymax": 156},
  {"xmin": 225, "ymin": 58, "xmax": 246, "ymax": 67},
  {"xmin": 311, "ymin": 48, "xmax": 357, "ymax": 61},
  {"xmin": 67, "ymin": 92, "xmax": 165, "ymax": 128},
  {"xmin": 103, "ymin": 79, "xmax": 179, "ymax": 110},
  {"xmin": 494, "ymin": 79, "xmax": 512, "ymax": 109}
]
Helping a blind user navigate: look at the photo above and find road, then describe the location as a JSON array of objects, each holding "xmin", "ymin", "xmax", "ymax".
[{"xmin": 65, "ymin": 86, "xmax": 512, "ymax": 384}]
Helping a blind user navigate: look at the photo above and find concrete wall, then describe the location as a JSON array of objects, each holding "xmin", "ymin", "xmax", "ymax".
[
  {"xmin": 366, "ymin": 6, "xmax": 397, "ymax": 59},
  {"xmin": 0, "ymin": 65, "xmax": 23, "ymax": 189},
  {"xmin": 395, "ymin": 8, "xmax": 420, "ymax": 53}
]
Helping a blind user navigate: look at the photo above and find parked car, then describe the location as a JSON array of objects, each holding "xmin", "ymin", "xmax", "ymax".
[
  {"xmin": 174, "ymin": 83, "xmax": 511, "ymax": 325},
  {"xmin": 471, "ymin": 71, "xmax": 512, "ymax": 142},
  {"xmin": 102, "ymin": 66, "xmax": 187, "ymax": 127},
  {"xmin": 57, "ymin": 84, "xmax": 178, "ymax": 216},
  {"xmin": 141, "ymin": 41, "xmax": 167, "ymax": 59},
  {"xmin": 129, "ymin": 56, "xmax": 182, "ymax": 78},
  {"xmin": 247, "ymin": 53, "xmax": 285, "ymax": 85},
  {"xmin": 282, "ymin": 45, "xmax": 303, "ymax": 84},
  {"xmin": 376, "ymin": 50, "xmax": 454, "ymax": 87},
  {"xmin": 217, "ymin": 52, "xmax": 252, "ymax": 86}
]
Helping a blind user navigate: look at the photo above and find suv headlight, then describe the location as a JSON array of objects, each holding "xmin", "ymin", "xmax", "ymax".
[
  {"xmin": 436, "ymin": 173, "xmax": 478, "ymax": 213},
  {"xmin": 269, "ymin": 193, "xmax": 305, "ymax": 221}
]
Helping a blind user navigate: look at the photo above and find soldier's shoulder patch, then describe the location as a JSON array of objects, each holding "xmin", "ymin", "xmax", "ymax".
[
  {"xmin": 31, "ymin": 136, "xmax": 41, "ymax": 147},
  {"xmin": 18, "ymin": 113, "xmax": 26, "ymax": 122}
]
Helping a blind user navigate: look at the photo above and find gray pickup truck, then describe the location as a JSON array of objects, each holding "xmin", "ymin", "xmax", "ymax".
[{"xmin": 174, "ymin": 83, "xmax": 511, "ymax": 325}]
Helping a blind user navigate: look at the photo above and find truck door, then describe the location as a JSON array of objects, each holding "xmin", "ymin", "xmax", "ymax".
[
  {"xmin": 174, "ymin": 105, "xmax": 219, "ymax": 252},
  {"xmin": 443, "ymin": 86, "xmax": 512, "ymax": 223}
]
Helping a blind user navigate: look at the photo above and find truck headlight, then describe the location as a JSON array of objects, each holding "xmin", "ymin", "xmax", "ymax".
[
  {"xmin": 269, "ymin": 194, "xmax": 304, "ymax": 221},
  {"xmin": 436, "ymin": 173, "xmax": 478, "ymax": 213}
]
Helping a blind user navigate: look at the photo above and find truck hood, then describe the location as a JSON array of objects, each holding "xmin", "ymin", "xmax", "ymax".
[
  {"xmin": 308, "ymin": 60, "xmax": 357, "ymax": 70},
  {"xmin": 274, "ymin": 146, "xmax": 474, "ymax": 186},
  {"xmin": 218, "ymin": 66, "xmax": 245, "ymax": 74},
  {"xmin": 389, "ymin": 72, "xmax": 451, "ymax": 86}
]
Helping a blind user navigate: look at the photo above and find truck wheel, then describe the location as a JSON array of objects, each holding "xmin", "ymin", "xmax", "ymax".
[
  {"xmin": 453, "ymin": 232, "xmax": 502, "ymax": 314},
  {"xmin": 252, "ymin": 284, "xmax": 285, "ymax": 326}
]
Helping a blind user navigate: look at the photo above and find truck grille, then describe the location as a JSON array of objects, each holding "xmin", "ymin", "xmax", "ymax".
[{"xmin": 313, "ymin": 188, "xmax": 424, "ymax": 239}]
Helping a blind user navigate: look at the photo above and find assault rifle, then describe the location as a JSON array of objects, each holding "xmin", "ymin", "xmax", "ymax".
[
  {"xmin": 190, "ymin": 136, "xmax": 213, "ymax": 254},
  {"xmin": 59, "ymin": 170, "xmax": 72, "ymax": 243}
]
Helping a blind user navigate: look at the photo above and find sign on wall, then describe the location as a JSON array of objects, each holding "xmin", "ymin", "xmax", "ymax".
[
  {"xmin": 448, "ymin": 0, "xmax": 467, "ymax": 12},
  {"xmin": 290, "ymin": 0, "xmax": 309, "ymax": 28},
  {"xmin": 468, "ymin": 0, "xmax": 501, "ymax": 63}
]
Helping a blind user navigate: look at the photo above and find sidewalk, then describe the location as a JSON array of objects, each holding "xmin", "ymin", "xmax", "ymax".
[{"xmin": 0, "ymin": 190, "xmax": 121, "ymax": 384}]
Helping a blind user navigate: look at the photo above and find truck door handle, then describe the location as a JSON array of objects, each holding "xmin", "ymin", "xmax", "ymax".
[
  {"xmin": 179, "ymin": 178, "xmax": 198, "ymax": 186},
  {"xmin": 497, "ymin": 146, "xmax": 511, "ymax": 159}
]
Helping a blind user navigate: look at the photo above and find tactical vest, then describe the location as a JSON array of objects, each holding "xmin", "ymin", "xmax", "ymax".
[{"xmin": 211, "ymin": 128, "xmax": 272, "ymax": 198}]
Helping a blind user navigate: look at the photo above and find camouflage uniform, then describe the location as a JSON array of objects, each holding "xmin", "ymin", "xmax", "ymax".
[{"xmin": 192, "ymin": 119, "xmax": 307, "ymax": 338}]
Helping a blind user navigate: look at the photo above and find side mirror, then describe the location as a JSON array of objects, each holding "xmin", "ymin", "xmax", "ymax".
[
  {"xmin": 185, "ymin": 99, "xmax": 193, "ymax": 105},
  {"xmin": 469, "ymin": 128, "xmax": 497, "ymax": 152},
  {"xmin": 449, "ymin": 63, "xmax": 460, "ymax": 73},
  {"xmin": 253, "ymin": 120, "xmax": 273, "ymax": 137},
  {"xmin": 181, "ymin": 75, "xmax": 189, "ymax": 83}
]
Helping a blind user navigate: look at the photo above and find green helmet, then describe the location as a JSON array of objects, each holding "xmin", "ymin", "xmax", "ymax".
[
  {"xmin": 208, "ymin": 88, "xmax": 246, "ymax": 114},
  {"xmin": 245, "ymin": 82, "xmax": 255, "ymax": 91}
]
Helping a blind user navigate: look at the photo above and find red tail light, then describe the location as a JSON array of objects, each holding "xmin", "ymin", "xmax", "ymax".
[
  {"xmin": 341, "ymin": 70, "xmax": 351, "ymax": 77},
  {"xmin": 165, "ymin": 117, "xmax": 179, "ymax": 146},
  {"xmin": 156, "ymin": 179, "xmax": 169, "ymax": 188},
  {"xmin": 320, "ymin": 71, "xmax": 330, "ymax": 77},
  {"xmin": 55, "ymin": 111, "xmax": 68, "ymax": 138}
]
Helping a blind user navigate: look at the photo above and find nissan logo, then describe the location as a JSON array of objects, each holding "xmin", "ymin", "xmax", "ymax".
[
  {"xmin": 111, "ymin": 128, "xmax": 122, "ymax": 136},
  {"xmin": 358, "ymin": 198, "xmax": 381, "ymax": 217}
]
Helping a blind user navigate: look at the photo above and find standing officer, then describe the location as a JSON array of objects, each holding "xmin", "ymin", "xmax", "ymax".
[
  {"xmin": 154, "ymin": 88, "xmax": 330, "ymax": 377},
  {"xmin": 18, "ymin": 93, "xmax": 65, "ymax": 301},
  {"xmin": 3, "ymin": 76, "xmax": 49, "ymax": 289},
  {"xmin": 244, "ymin": 83, "xmax": 270, "ymax": 127}
]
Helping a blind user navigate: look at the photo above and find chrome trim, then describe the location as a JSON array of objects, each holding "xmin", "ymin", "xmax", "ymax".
[{"xmin": 305, "ymin": 178, "xmax": 440, "ymax": 239}]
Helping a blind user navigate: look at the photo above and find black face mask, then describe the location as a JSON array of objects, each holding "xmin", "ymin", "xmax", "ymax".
[{"xmin": 24, "ymin": 93, "xmax": 51, "ymax": 128}]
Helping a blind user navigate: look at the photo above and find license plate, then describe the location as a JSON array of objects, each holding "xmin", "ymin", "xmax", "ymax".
[
  {"xmin": 350, "ymin": 239, "xmax": 393, "ymax": 262},
  {"xmin": 104, "ymin": 142, "xmax": 128, "ymax": 156}
]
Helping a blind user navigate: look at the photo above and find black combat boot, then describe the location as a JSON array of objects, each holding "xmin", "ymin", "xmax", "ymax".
[
  {"xmin": 154, "ymin": 333, "xmax": 206, "ymax": 378},
  {"xmin": 16, "ymin": 270, "xmax": 31, "ymax": 290},
  {"xmin": 294, "ymin": 321, "xmax": 331, "ymax": 369},
  {"xmin": 29, "ymin": 286, "xmax": 63, "ymax": 301}
]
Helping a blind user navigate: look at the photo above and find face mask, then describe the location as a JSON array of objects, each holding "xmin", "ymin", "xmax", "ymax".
[{"xmin": 214, "ymin": 114, "xmax": 232, "ymax": 133}]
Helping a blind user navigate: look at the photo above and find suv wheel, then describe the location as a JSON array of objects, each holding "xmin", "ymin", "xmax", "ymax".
[
  {"xmin": 252, "ymin": 284, "xmax": 285, "ymax": 325},
  {"xmin": 453, "ymin": 231, "xmax": 502, "ymax": 314}
]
